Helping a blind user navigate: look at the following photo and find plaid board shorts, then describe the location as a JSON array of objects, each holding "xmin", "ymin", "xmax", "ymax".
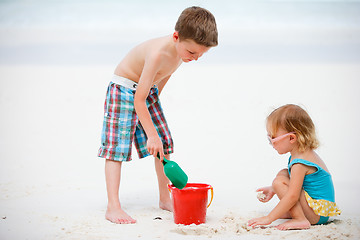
[{"xmin": 98, "ymin": 81, "xmax": 174, "ymax": 161}]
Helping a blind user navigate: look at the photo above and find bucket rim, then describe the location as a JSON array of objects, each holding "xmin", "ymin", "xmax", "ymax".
[{"xmin": 168, "ymin": 183, "xmax": 212, "ymax": 190}]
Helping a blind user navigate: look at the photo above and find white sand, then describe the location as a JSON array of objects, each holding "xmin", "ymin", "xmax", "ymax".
[
  {"xmin": 257, "ymin": 192, "xmax": 266, "ymax": 201},
  {"xmin": 1, "ymin": 64, "xmax": 360, "ymax": 240},
  {"xmin": 1, "ymin": 2, "xmax": 360, "ymax": 239}
]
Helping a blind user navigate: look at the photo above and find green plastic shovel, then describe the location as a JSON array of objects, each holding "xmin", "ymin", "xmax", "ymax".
[{"xmin": 157, "ymin": 153, "xmax": 188, "ymax": 189}]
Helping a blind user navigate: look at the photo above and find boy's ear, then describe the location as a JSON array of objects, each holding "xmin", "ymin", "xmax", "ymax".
[{"xmin": 173, "ymin": 31, "xmax": 179, "ymax": 42}]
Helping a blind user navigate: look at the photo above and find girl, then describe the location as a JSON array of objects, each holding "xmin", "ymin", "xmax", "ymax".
[{"xmin": 248, "ymin": 104, "xmax": 341, "ymax": 230}]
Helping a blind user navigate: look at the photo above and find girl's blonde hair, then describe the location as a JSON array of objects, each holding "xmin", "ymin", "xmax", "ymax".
[{"xmin": 267, "ymin": 104, "xmax": 319, "ymax": 152}]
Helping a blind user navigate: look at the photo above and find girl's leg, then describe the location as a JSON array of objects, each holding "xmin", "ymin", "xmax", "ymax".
[
  {"xmin": 272, "ymin": 169, "xmax": 318, "ymax": 230},
  {"xmin": 273, "ymin": 169, "xmax": 292, "ymax": 219},
  {"xmin": 154, "ymin": 154, "xmax": 173, "ymax": 211},
  {"xmin": 105, "ymin": 159, "xmax": 136, "ymax": 224},
  {"xmin": 299, "ymin": 190, "xmax": 321, "ymax": 224}
]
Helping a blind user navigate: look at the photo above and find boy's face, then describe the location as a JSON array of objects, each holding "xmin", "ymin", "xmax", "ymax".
[{"xmin": 173, "ymin": 32, "xmax": 211, "ymax": 62}]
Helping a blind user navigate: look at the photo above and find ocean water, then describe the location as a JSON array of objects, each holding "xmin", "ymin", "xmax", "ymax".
[{"xmin": 0, "ymin": 0, "xmax": 360, "ymax": 64}]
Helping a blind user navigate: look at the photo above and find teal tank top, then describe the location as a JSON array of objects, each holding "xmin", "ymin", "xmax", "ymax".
[{"xmin": 288, "ymin": 157, "xmax": 335, "ymax": 202}]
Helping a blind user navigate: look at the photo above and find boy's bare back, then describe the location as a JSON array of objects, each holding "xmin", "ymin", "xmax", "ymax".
[{"xmin": 114, "ymin": 35, "xmax": 183, "ymax": 86}]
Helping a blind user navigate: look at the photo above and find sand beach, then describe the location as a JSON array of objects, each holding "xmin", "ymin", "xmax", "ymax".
[{"xmin": 1, "ymin": 1, "xmax": 360, "ymax": 239}]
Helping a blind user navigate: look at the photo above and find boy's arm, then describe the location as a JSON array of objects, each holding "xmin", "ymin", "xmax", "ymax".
[{"xmin": 134, "ymin": 54, "xmax": 165, "ymax": 159}]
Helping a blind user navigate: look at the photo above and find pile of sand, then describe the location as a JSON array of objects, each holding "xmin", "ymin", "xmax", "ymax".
[{"xmin": 173, "ymin": 212, "xmax": 360, "ymax": 240}]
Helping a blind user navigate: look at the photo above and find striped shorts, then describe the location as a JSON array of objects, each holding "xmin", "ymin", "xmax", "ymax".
[{"xmin": 97, "ymin": 81, "xmax": 174, "ymax": 161}]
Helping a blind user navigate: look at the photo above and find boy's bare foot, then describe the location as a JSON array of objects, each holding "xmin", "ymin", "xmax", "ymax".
[
  {"xmin": 276, "ymin": 219, "xmax": 310, "ymax": 230},
  {"xmin": 159, "ymin": 200, "xmax": 173, "ymax": 212},
  {"xmin": 105, "ymin": 206, "xmax": 136, "ymax": 224}
]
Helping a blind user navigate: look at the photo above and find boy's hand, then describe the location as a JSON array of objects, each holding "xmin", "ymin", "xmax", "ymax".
[
  {"xmin": 147, "ymin": 136, "xmax": 164, "ymax": 160},
  {"xmin": 256, "ymin": 186, "xmax": 275, "ymax": 203}
]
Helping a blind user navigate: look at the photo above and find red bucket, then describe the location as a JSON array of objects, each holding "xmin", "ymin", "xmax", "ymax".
[{"xmin": 168, "ymin": 183, "xmax": 213, "ymax": 225}]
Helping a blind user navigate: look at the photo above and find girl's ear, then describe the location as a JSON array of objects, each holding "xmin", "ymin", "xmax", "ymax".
[
  {"xmin": 173, "ymin": 31, "xmax": 179, "ymax": 42},
  {"xmin": 289, "ymin": 133, "xmax": 297, "ymax": 143}
]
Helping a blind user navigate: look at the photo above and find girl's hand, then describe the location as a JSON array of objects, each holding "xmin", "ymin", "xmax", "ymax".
[
  {"xmin": 147, "ymin": 135, "xmax": 164, "ymax": 160},
  {"xmin": 256, "ymin": 186, "xmax": 275, "ymax": 203},
  {"xmin": 247, "ymin": 216, "xmax": 272, "ymax": 228}
]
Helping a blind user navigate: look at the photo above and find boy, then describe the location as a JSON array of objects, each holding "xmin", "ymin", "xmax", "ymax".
[{"xmin": 98, "ymin": 6, "xmax": 218, "ymax": 224}]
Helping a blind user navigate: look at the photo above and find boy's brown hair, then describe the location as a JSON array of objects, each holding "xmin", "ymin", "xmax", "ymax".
[
  {"xmin": 267, "ymin": 104, "xmax": 320, "ymax": 152},
  {"xmin": 175, "ymin": 6, "xmax": 218, "ymax": 47}
]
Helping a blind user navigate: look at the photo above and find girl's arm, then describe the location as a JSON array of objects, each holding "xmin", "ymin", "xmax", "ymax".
[
  {"xmin": 248, "ymin": 164, "xmax": 307, "ymax": 227},
  {"xmin": 256, "ymin": 186, "xmax": 275, "ymax": 203},
  {"xmin": 267, "ymin": 164, "xmax": 307, "ymax": 221}
]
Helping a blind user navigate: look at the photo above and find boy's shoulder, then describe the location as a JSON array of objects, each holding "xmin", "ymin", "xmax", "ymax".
[
  {"xmin": 134, "ymin": 36, "xmax": 170, "ymax": 57},
  {"xmin": 139, "ymin": 36, "xmax": 181, "ymax": 67},
  {"xmin": 138, "ymin": 35, "xmax": 168, "ymax": 48}
]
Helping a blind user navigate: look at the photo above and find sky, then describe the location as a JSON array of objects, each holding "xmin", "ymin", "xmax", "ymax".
[{"xmin": 0, "ymin": 0, "xmax": 359, "ymax": 65}]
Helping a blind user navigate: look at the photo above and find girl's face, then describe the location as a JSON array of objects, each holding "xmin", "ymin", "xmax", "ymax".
[{"xmin": 267, "ymin": 124, "xmax": 296, "ymax": 155}]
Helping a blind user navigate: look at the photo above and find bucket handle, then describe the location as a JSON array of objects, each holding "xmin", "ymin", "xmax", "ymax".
[{"xmin": 207, "ymin": 187, "xmax": 214, "ymax": 208}]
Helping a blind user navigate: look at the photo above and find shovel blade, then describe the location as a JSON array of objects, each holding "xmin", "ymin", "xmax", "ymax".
[
  {"xmin": 164, "ymin": 162, "xmax": 188, "ymax": 189},
  {"xmin": 157, "ymin": 153, "xmax": 188, "ymax": 189}
]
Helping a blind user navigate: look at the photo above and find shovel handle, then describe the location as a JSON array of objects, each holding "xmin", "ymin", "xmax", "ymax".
[
  {"xmin": 156, "ymin": 153, "xmax": 167, "ymax": 161},
  {"xmin": 156, "ymin": 153, "xmax": 168, "ymax": 166}
]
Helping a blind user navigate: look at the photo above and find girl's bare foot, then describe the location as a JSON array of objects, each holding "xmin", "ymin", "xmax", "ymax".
[
  {"xmin": 276, "ymin": 219, "xmax": 310, "ymax": 230},
  {"xmin": 159, "ymin": 200, "xmax": 173, "ymax": 212},
  {"xmin": 105, "ymin": 206, "xmax": 136, "ymax": 224}
]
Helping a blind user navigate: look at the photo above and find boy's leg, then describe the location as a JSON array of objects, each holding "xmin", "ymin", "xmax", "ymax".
[
  {"xmin": 134, "ymin": 87, "xmax": 174, "ymax": 211},
  {"xmin": 105, "ymin": 159, "xmax": 136, "ymax": 224},
  {"xmin": 271, "ymin": 169, "xmax": 318, "ymax": 230},
  {"xmin": 154, "ymin": 154, "xmax": 173, "ymax": 211},
  {"xmin": 98, "ymin": 83, "xmax": 138, "ymax": 224}
]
